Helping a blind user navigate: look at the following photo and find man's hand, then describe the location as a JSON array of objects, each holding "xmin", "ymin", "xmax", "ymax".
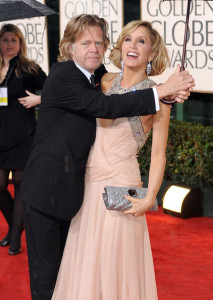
[{"xmin": 157, "ymin": 65, "xmax": 195, "ymax": 103}]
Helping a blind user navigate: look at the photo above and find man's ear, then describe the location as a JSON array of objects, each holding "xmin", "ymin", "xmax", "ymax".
[{"xmin": 67, "ymin": 44, "xmax": 74, "ymax": 57}]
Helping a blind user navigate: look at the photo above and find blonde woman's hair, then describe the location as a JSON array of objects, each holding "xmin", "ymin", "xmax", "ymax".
[
  {"xmin": 0, "ymin": 24, "xmax": 40, "ymax": 77},
  {"xmin": 110, "ymin": 20, "xmax": 170, "ymax": 76},
  {"xmin": 58, "ymin": 14, "xmax": 110, "ymax": 62}
]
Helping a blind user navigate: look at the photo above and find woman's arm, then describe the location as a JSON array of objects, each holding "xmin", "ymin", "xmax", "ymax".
[
  {"xmin": 124, "ymin": 102, "xmax": 171, "ymax": 216},
  {"xmin": 18, "ymin": 67, "xmax": 46, "ymax": 108},
  {"xmin": 18, "ymin": 90, "xmax": 41, "ymax": 108}
]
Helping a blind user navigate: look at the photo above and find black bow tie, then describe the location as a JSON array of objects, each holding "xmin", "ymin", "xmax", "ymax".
[{"xmin": 90, "ymin": 74, "xmax": 96, "ymax": 88}]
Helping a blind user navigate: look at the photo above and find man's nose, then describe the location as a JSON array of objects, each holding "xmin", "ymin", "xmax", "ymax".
[{"xmin": 90, "ymin": 43, "xmax": 99, "ymax": 52}]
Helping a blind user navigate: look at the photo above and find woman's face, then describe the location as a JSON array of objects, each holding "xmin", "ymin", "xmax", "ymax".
[
  {"xmin": 0, "ymin": 32, "xmax": 20, "ymax": 59},
  {"xmin": 121, "ymin": 26, "xmax": 153, "ymax": 72}
]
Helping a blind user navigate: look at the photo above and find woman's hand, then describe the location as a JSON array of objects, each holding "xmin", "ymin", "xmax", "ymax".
[
  {"xmin": 123, "ymin": 195, "xmax": 154, "ymax": 217},
  {"xmin": 18, "ymin": 90, "xmax": 41, "ymax": 108},
  {"xmin": 156, "ymin": 64, "xmax": 195, "ymax": 102},
  {"xmin": 174, "ymin": 89, "xmax": 192, "ymax": 102}
]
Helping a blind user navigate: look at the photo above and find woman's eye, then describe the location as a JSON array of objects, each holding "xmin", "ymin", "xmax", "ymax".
[
  {"xmin": 124, "ymin": 37, "xmax": 131, "ymax": 42},
  {"xmin": 138, "ymin": 39, "xmax": 145, "ymax": 44}
]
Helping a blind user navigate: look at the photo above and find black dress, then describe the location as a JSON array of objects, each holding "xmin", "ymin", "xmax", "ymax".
[{"xmin": 0, "ymin": 56, "xmax": 47, "ymax": 169}]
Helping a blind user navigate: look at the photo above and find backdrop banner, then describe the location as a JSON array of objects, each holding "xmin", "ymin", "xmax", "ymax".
[
  {"xmin": 0, "ymin": 0, "xmax": 49, "ymax": 75},
  {"xmin": 60, "ymin": 0, "xmax": 123, "ymax": 72},
  {"xmin": 141, "ymin": 0, "xmax": 213, "ymax": 93}
]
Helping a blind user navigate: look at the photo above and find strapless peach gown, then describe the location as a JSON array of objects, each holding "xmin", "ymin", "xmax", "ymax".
[{"xmin": 52, "ymin": 75, "xmax": 158, "ymax": 300}]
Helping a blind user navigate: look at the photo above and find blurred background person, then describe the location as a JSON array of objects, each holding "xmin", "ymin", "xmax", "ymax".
[{"xmin": 0, "ymin": 24, "xmax": 47, "ymax": 255}]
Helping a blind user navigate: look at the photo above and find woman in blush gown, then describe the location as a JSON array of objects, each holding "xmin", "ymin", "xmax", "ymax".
[{"xmin": 52, "ymin": 20, "xmax": 172, "ymax": 300}]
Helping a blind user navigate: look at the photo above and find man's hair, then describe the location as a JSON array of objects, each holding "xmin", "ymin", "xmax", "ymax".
[
  {"xmin": 58, "ymin": 14, "xmax": 110, "ymax": 62},
  {"xmin": 110, "ymin": 20, "xmax": 170, "ymax": 76}
]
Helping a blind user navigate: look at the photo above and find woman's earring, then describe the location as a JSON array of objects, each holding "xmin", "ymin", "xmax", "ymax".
[
  {"xmin": 121, "ymin": 60, "xmax": 124, "ymax": 73},
  {"xmin": 146, "ymin": 61, "xmax": 152, "ymax": 75}
]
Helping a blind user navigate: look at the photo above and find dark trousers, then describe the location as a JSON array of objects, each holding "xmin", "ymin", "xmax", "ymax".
[
  {"xmin": 0, "ymin": 169, "xmax": 24, "ymax": 250},
  {"xmin": 23, "ymin": 203, "xmax": 70, "ymax": 300}
]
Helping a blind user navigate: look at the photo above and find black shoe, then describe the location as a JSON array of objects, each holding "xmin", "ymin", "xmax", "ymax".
[
  {"xmin": 8, "ymin": 248, "xmax": 21, "ymax": 255},
  {"xmin": 0, "ymin": 237, "xmax": 10, "ymax": 246}
]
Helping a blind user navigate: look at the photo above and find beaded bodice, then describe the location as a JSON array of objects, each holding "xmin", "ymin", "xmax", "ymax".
[{"xmin": 106, "ymin": 73, "xmax": 156, "ymax": 152}]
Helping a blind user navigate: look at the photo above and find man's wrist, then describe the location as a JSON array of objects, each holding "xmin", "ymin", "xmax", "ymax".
[{"xmin": 152, "ymin": 87, "xmax": 160, "ymax": 111}]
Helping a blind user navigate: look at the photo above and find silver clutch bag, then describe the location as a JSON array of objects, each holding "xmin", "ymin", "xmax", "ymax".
[{"xmin": 103, "ymin": 186, "xmax": 158, "ymax": 211}]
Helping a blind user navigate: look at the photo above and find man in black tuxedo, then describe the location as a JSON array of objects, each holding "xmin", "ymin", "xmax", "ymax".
[{"xmin": 21, "ymin": 14, "xmax": 194, "ymax": 300}]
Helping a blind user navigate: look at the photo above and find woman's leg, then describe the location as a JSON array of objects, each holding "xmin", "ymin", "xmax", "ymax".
[
  {"xmin": 0, "ymin": 169, "xmax": 13, "ymax": 246},
  {"xmin": 9, "ymin": 169, "xmax": 24, "ymax": 254}
]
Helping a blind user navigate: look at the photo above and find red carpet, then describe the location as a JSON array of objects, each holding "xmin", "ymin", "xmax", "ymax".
[
  {"xmin": 0, "ymin": 185, "xmax": 213, "ymax": 300},
  {"xmin": 147, "ymin": 210, "xmax": 213, "ymax": 300}
]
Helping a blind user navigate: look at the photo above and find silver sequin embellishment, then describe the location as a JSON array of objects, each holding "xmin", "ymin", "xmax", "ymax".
[{"xmin": 106, "ymin": 73, "xmax": 156, "ymax": 152}]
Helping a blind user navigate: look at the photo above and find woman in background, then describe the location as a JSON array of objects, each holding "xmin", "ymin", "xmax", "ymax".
[{"xmin": 0, "ymin": 24, "xmax": 46, "ymax": 255}]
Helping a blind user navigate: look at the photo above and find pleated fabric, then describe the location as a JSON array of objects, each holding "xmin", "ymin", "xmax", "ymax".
[{"xmin": 52, "ymin": 116, "xmax": 158, "ymax": 300}]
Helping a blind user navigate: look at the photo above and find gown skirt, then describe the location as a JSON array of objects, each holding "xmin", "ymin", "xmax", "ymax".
[{"xmin": 51, "ymin": 116, "xmax": 158, "ymax": 300}]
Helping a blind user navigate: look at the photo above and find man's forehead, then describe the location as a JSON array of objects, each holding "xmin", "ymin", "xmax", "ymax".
[{"xmin": 77, "ymin": 26, "xmax": 103, "ymax": 40}]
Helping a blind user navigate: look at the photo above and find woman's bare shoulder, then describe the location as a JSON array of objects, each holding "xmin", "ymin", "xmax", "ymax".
[{"xmin": 101, "ymin": 72, "xmax": 119, "ymax": 93}]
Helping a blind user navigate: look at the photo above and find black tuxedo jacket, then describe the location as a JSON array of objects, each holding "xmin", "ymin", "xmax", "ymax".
[{"xmin": 21, "ymin": 60, "xmax": 156, "ymax": 220}]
